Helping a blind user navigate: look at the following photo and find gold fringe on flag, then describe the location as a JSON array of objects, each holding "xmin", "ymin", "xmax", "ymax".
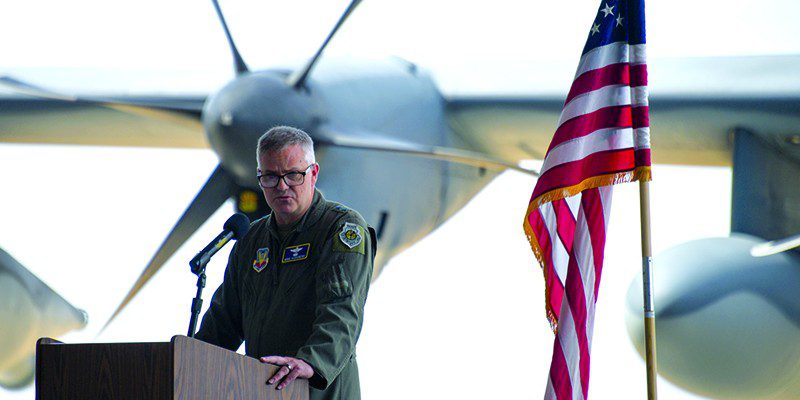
[{"xmin": 522, "ymin": 165, "xmax": 651, "ymax": 333}]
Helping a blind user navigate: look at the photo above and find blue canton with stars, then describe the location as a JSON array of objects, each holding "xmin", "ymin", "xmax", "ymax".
[{"xmin": 582, "ymin": 0, "xmax": 646, "ymax": 55}]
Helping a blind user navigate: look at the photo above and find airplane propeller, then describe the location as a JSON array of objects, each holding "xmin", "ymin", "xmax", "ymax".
[
  {"xmin": 2, "ymin": 0, "xmax": 538, "ymax": 333},
  {"xmin": 101, "ymin": 0, "xmax": 366, "ymax": 330},
  {"xmin": 211, "ymin": 0, "xmax": 249, "ymax": 75},
  {"xmin": 101, "ymin": 166, "xmax": 240, "ymax": 332},
  {"xmin": 0, "ymin": 76, "xmax": 204, "ymax": 133},
  {"xmin": 750, "ymin": 232, "xmax": 800, "ymax": 257},
  {"xmin": 316, "ymin": 127, "xmax": 538, "ymax": 175},
  {"xmin": 0, "ymin": 249, "xmax": 87, "ymax": 388},
  {"xmin": 286, "ymin": 0, "xmax": 362, "ymax": 89}
]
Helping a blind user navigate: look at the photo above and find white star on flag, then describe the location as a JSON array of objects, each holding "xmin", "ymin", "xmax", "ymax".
[{"xmin": 601, "ymin": 3, "xmax": 615, "ymax": 17}]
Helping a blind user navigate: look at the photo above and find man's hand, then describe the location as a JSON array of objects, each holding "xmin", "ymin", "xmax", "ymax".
[{"xmin": 260, "ymin": 355, "xmax": 314, "ymax": 390}]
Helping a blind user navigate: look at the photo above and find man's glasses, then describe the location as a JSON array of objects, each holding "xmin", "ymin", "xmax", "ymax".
[{"xmin": 257, "ymin": 164, "xmax": 314, "ymax": 188}]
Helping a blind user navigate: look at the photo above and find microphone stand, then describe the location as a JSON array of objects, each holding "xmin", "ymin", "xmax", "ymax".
[
  {"xmin": 184, "ymin": 212, "xmax": 250, "ymax": 338},
  {"xmin": 187, "ymin": 262, "xmax": 207, "ymax": 338}
]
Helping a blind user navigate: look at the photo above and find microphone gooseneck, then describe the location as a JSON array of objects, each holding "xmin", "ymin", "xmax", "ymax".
[
  {"xmin": 187, "ymin": 213, "xmax": 250, "ymax": 338},
  {"xmin": 189, "ymin": 213, "xmax": 250, "ymax": 274}
]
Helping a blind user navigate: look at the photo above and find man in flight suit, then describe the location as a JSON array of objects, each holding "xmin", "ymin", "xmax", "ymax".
[{"xmin": 195, "ymin": 125, "xmax": 375, "ymax": 400}]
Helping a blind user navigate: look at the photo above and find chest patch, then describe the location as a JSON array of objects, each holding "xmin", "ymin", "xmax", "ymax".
[
  {"xmin": 282, "ymin": 243, "xmax": 310, "ymax": 263},
  {"xmin": 252, "ymin": 247, "xmax": 269, "ymax": 273}
]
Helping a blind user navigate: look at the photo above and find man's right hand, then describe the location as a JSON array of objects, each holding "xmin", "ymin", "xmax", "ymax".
[{"xmin": 260, "ymin": 355, "xmax": 314, "ymax": 390}]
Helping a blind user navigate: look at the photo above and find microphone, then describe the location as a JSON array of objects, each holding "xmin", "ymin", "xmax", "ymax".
[{"xmin": 189, "ymin": 213, "xmax": 250, "ymax": 274}]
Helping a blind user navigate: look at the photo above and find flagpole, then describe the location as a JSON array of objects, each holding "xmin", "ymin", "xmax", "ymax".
[{"xmin": 639, "ymin": 180, "xmax": 658, "ymax": 399}]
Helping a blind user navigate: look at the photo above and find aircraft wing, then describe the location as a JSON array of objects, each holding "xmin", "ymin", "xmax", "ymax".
[
  {"xmin": 446, "ymin": 95, "xmax": 800, "ymax": 168},
  {"xmin": 445, "ymin": 54, "xmax": 800, "ymax": 168},
  {"xmin": 445, "ymin": 97, "xmax": 563, "ymax": 163},
  {"xmin": 0, "ymin": 93, "xmax": 208, "ymax": 148},
  {"xmin": 315, "ymin": 125, "xmax": 537, "ymax": 175},
  {"xmin": 446, "ymin": 92, "xmax": 800, "ymax": 250}
]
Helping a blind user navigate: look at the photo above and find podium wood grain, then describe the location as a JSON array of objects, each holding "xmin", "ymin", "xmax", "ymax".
[{"xmin": 36, "ymin": 335, "xmax": 308, "ymax": 400}]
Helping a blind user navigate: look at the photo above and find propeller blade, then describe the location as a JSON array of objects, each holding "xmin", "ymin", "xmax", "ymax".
[
  {"xmin": 286, "ymin": 0, "xmax": 362, "ymax": 89},
  {"xmin": 0, "ymin": 75, "xmax": 205, "ymax": 133},
  {"xmin": 0, "ymin": 248, "xmax": 87, "ymax": 388},
  {"xmin": 316, "ymin": 127, "xmax": 539, "ymax": 176},
  {"xmin": 102, "ymin": 165, "xmax": 238, "ymax": 331},
  {"xmin": 750, "ymin": 233, "xmax": 800, "ymax": 257},
  {"xmin": 0, "ymin": 76, "xmax": 77, "ymax": 101},
  {"xmin": 211, "ymin": 0, "xmax": 249, "ymax": 75}
]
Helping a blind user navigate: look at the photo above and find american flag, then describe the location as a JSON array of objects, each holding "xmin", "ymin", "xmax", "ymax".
[{"xmin": 522, "ymin": 0, "xmax": 651, "ymax": 398}]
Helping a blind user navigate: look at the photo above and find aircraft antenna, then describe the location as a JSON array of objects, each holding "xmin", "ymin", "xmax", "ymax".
[
  {"xmin": 211, "ymin": 0, "xmax": 250, "ymax": 75},
  {"xmin": 286, "ymin": 0, "xmax": 362, "ymax": 89}
]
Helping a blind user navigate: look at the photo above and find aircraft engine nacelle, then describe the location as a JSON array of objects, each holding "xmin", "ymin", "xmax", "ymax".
[{"xmin": 625, "ymin": 234, "xmax": 800, "ymax": 400}]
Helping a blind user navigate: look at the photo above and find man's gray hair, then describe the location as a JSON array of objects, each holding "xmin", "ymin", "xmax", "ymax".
[{"xmin": 257, "ymin": 126, "xmax": 316, "ymax": 164}]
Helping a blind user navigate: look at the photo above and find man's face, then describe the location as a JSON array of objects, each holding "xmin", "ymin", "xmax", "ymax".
[{"xmin": 257, "ymin": 144, "xmax": 319, "ymax": 226}]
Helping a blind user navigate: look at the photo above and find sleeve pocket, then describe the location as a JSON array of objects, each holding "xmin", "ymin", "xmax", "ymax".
[{"xmin": 321, "ymin": 263, "xmax": 353, "ymax": 300}]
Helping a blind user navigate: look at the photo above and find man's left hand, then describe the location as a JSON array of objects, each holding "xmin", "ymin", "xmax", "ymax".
[{"xmin": 260, "ymin": 355, "xmax": 314, "ymax": 390}]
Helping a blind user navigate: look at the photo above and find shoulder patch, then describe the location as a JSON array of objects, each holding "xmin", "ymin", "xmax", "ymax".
[
  {"xmin": 253, "ymin": 247, "xmax": 269, "ymax": 272},
  {"xmin": 334, "ymin": 222, "xmax": 365, "ymax": 254}
]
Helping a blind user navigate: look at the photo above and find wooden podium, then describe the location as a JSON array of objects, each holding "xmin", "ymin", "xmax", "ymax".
[{"xmin": 35, "ymin": 335, "xmax": 308, "ymax": 400}]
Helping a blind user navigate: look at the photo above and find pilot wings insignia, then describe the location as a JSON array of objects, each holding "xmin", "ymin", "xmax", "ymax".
[{"xmin": 282, "ymin": 243, "xmax": 310, "ymax": 263}]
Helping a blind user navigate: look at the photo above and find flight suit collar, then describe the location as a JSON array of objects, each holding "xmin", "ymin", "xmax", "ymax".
[{"xmin": 267, "ymin": 189, "xmax": 326, "ymax": 238}]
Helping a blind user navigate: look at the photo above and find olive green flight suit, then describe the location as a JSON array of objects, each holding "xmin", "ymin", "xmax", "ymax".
[{"xmin": 195, "ymin": 189, "xmax": 375, "ymax": 400}]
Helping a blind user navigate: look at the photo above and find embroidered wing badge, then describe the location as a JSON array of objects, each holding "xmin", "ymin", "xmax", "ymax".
[{"xmin": 282, "ymin": 243, "xmax": 310, "ymax": 263}]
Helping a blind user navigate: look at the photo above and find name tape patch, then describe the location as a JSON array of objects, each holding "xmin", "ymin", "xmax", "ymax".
[{"xmin": 282, "ymin": 243, "xmax": 310, "ymax": 263}]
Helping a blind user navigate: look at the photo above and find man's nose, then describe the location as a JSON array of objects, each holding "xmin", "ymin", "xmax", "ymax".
[{"xmin": 275, "ymin": 177, "xmax": 290, "ymax": 190}]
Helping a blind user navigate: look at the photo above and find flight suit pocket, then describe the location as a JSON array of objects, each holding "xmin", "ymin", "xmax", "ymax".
[{"xmin": 321, "ymin": 263, "xmax": 353, "ymax": 301}]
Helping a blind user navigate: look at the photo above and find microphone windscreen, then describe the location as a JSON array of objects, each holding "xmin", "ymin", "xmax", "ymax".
[{"xmin": 224, "ymin": 213, "xmax": 251, "ymax": 240}]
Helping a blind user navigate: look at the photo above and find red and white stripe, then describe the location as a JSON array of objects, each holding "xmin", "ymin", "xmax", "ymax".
[
  {"xmin": 523, "ymin": 39, "xmax": 650, "ymax": 400},
  {"xmin": 537, "ymin": 186, "xmax": 613, "ymax": 400},
  {"xmin": 529, "ymin": 43, "xmax": 649, "ymax": 203}
]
